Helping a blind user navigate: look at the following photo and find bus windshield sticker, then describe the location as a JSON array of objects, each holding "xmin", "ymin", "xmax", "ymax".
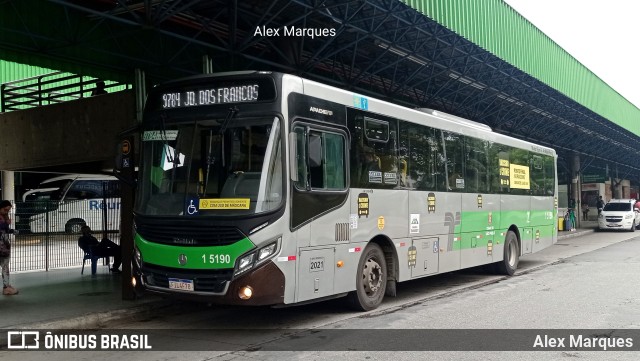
[
  {"xmin": 143, "ymin": 130, "xmax": 178, "ymax": 141},
  {"xmin": 199, "ymin": 198, "xmax": 250, "ymax": 210},
  {"xmin": 185, "ymin": 198, "xmax": 199, "ymax": 215}
]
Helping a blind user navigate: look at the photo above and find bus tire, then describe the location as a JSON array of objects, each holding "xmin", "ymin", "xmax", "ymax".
[
  {"xmin": 496, "ymin": 230, "xmax": 519, "ymax": 276},
  {"xmin": 347, "ymin": 243, "xmax": 387, "ymax": 311},
  {"xmin": 66, "ymin": 220, "xmax": 86, "ymax": 234}
]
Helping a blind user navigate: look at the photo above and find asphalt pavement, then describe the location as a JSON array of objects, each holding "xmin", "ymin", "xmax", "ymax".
[{"xmin": 0, "ymin": 221, "xmax": 603, "ymax": 330}]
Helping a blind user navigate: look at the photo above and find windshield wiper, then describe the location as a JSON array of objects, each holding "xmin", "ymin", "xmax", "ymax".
[{"xmin": 219, "ymin": 106, "xmax": 238, "ymax": 135}]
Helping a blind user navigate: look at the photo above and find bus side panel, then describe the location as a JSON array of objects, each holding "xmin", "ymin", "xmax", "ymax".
[
  {"xmin": 531, "ymin": 195, "xmax": 555, "ymax": 253},
  {"xmin": 349, "ymin": 189, "xmax": 409, "ymax": 242},
  {"xmin": 460, "ymin": 193, "xmax": 500, "ymax": 269},
  {"xmin": 498, "ymin": 194, "xmax": 531, "ymax": 257},
  {"xmin": 405, "ymin": 190, "xmax": 461, "ymax": 277}
]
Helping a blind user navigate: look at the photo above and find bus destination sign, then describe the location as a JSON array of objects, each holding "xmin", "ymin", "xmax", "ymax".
[{"xmin": 161, "ymin": 84, "xmax": 260, "ymax": 109}]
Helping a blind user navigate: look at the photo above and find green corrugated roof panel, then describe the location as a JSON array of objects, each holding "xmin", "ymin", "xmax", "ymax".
[{"xmin": 403, "ymin": 0, "xmax": 640, "ymax": 136}]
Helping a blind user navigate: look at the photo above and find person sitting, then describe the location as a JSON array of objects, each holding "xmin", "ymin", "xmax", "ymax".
[{"xmin": 78, "ymin": 226, "xmax": 122, "ymax": 273}]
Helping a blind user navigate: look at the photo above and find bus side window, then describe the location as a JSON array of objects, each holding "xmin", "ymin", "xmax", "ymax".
[
  {"xmin": 293, "ymin": 126, "xmax": 347, "ymax": 191},
  {"xmin": 66, "ymin": 180, "xmax": 103, "ymax": 200}
]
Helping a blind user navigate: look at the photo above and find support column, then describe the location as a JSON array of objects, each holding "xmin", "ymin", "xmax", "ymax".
[
  {"xmin": 134, "ymin": 68, "xmax": 146, "ymax": 123},
  {"xmin": 120, "ymin": 68, "xmax": 146, "ymax": 301},
  {"xmin": 1, "ymin": 170, "xmax": 14, "ymax": 202},
  {"xmin": 571, "ymin": 153, "xmax": 581, "ymax": 229}
]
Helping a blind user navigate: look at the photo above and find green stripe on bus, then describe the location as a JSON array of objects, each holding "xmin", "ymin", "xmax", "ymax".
[
  {"xmin": 135, "ymin": 233, "xmax": 255, "ymax": 269},
  {"xmin": 452, "ymin": 209, "xmax": 556, "ymax": 250}
]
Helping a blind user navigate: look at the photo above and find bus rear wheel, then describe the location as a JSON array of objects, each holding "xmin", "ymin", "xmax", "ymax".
[
  {"xmin": 347, "ymin": 243, "xmax": 387, "ymax": 311},
  {"xmin": 496, "ymin": 230, "xmax": 519, "ymax": 276}
]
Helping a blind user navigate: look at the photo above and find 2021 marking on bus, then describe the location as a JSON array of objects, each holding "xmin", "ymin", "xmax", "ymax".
[{"xmin": 124, "ymin": 71, "xmax": 557, "ymax": 311}]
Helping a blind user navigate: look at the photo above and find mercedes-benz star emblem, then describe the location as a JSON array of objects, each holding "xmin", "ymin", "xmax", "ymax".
[{"xmin": 178, "ymin": 254, "xmax": 188, "ymax": 266}]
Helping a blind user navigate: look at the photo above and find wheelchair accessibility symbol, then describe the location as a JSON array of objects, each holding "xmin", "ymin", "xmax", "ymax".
[{"xmin": 186, "ymin": 199, "xmax": 199, "ymax": 215}]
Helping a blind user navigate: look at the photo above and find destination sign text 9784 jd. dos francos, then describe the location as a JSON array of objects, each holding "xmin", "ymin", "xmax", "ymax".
[{"xmin": 161, "ymin": 84, "xmax": 259, "ymax": 109}]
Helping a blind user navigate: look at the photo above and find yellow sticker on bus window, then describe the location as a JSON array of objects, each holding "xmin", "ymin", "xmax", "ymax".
[
  {"xmin": 509, "ymin": 164, "xmax": 530, "ymax": 189},
  {"xmin": 200, "ymin": 198, "xmax": 250, "ymax": 209}
]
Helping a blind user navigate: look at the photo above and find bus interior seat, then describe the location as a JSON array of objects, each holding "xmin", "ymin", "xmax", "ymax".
[{"xmin": 221, "ymin": 172, "xmax": 260, "ymax": 200}]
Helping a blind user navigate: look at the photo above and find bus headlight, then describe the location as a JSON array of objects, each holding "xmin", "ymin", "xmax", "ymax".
[
  {"xmin": 234, "ymin": 237, "xmax": 281, "ymax": 277},
  {"xmin": 257, "ymin": 242, "xmax": 277, "ymax": 262},
  {"xmin": 235, "ymin": 253, "xmax": 256, "ymax": 276}
]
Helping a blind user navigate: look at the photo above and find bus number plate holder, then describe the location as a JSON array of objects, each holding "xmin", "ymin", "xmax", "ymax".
[{"xmin": 168, "ymin": 278, "xmax": 194, "ymax": 291}]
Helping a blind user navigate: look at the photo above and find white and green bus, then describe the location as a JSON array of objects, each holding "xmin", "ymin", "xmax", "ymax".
[{"xmin": 129, "ymin": 71, "xmax": 557, "ymax": 310}]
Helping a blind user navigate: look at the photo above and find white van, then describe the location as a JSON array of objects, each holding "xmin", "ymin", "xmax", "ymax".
[
  {"xmin": 598, "ymin": 199, "xmax": 640, "ymax": 231},
  {"xmin": 28, "ymin": 174, "xmax": 121, "ymax": 233}
]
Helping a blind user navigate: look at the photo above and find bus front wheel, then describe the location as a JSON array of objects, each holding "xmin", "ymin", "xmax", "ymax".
[
  {"xmin": 496, "ymin": 230, "xmax": 519, "ymax": 276},
  {"xmin": 66, "ymin": 220, "xmax": 86, "ymax": 234},
  {"xmin": 347, "ymin": 243, "xmax": 387, "ymax": 311}
]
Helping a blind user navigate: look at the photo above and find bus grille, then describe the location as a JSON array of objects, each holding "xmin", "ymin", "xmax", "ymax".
[
  {"xmin": 142, "ymin": 263, "xmax": 233, "ymax": 293},
  {"xmin": 136, "ymin": 224, "xmax": 245, "ymax": 246}
]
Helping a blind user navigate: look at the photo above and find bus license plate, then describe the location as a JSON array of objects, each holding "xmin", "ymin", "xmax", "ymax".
[{"xmin": 168, "ymin": 278, "xmax": 194, "ymax": 291}]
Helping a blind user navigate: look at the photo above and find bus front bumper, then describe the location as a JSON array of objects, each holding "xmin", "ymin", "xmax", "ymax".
[{"xmin": 132, "ymin": 260, "xmax": 285, "ymax": 306}]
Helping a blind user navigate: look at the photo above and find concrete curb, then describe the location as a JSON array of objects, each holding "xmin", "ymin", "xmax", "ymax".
[{"xmin": 12, "ymin": 299, "xmax": 174, "ymax": 330}]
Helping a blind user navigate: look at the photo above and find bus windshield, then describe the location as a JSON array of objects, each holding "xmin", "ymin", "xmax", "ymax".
[{"xmin": 136, "ymin": 117, "xmax": 283, "ymax": 216}]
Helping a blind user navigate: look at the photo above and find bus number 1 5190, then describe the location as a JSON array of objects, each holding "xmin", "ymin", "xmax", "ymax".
[{"xmin": 202, "ymin": 254, "xmax": 232, "ymax": 264}]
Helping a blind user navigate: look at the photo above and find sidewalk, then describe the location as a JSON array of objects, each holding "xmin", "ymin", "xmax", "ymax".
[{"xmin": 1, "ymin": 223, "xmax": 599, "ymax": 330}]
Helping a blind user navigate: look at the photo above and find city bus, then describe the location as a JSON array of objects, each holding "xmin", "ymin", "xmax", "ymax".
[
  {"xmin": 127, "ymin": 71, "xmax": 557, "ymax": 311},
  {"xmin": 28, "ymin": 174, "xmax": 121, "ymax": 233}
]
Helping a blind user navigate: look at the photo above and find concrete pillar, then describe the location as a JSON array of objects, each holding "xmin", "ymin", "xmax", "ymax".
[
  {"xmin": 1, "ymin": 170, "xmax": 14, "ymax": 202},
  {"xmin": 571, "ymin": 153, "xmax": 580, "ymax": 228}
]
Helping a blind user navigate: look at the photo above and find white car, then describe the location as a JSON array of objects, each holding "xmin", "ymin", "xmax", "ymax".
[{"xmin": 598, "ymin": 199, "xmax": 640, "ymax": 231}]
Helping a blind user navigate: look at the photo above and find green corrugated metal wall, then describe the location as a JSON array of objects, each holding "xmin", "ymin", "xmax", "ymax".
[
  {"xmin": 403, "ymin": 0, "xmax": 640, "ymax": 136},
  {"xmin": 0, "ymin": 60, "xmax": 56, "ymax": 84}
]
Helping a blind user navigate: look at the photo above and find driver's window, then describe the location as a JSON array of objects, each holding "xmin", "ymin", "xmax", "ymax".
[{"xmin": 293, "ymin": 125, "xmax": 347, "ymax": 191}]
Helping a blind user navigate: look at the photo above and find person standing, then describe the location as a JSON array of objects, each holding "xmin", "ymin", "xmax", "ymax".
[
  {"xmin": 582, "ymin": 202, "xmax": 589, "ymax": 221},
  {"xmin": 0, "ymin": 200, "xmax": 18, "ymax": 295},
  {"xmin": 596, "ymin": 196, "xmax": 605, "ymax": 216}
]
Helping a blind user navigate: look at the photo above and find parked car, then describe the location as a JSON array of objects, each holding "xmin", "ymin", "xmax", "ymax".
[{"xmin": 597, "ymin": 199, "xmax": 640, "ymax": 231}]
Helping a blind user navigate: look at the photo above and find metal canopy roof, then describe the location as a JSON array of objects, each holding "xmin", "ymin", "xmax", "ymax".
[{"xmin": 1, "ymin": 0, "xmax": 639, "ymax": 178}]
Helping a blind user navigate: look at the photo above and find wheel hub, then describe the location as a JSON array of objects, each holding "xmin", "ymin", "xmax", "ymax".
[{"xmin": 363, "ymin": 258, "xmax": 382, "ymax": 294}]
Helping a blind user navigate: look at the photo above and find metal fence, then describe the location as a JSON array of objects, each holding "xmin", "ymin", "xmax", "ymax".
[
  {"xmin": 1, "ymin": 71, "xmax": 128, "ymax": 112},
  {"xmin": 7, "ymin": 198, "xmax": 121, "ymax": 273}
]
